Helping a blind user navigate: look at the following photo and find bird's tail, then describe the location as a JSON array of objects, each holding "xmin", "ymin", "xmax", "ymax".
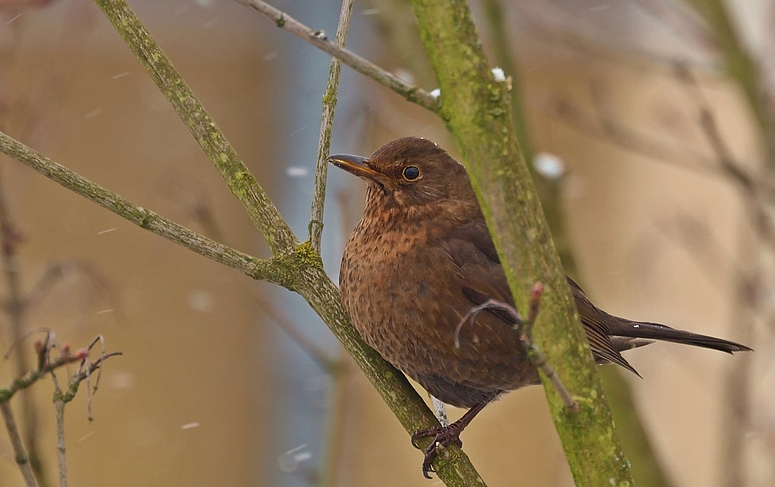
[{"xmin": 606, "ymin": 314, "xmax": 752, "ymax": 354}]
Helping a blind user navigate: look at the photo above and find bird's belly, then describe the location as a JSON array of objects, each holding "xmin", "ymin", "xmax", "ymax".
[{"xmin": 340, "ymin": 238, "xmax": 539, "ymax": 406}]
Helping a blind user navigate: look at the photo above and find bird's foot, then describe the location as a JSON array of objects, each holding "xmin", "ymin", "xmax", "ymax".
[{"xmin": 411, "ymin": 424, "xmax": 464, "ymax": 479}]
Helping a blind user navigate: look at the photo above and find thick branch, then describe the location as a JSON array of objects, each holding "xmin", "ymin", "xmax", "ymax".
[
  {"xmin": 93, "ymin": 0, "xmax": 298, "ymax": 254},
  {"xmin": 236, "ymin": 0, "xmax": 439, "ymax": 112},
  {"xmin": 409, "ymin": 0, "xmax": 633, "ymax": 484}
]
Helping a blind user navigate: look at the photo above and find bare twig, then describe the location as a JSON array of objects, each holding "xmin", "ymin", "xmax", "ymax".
[
  {"xmin": 61, "ymin": 351, "xmax": 122, "ymax": 403},
  {"xmin": 0, "ymin": 402, "xmax": 38, "ymax": 487},
  {"xmin": 548, "ymin": 95, "xmax": 775, "ymax": 208},
  {"xmin": 0, "ymin": 154, "xmax": 47, "ymax": 484},
  {"xmin": 235, "ymin": 0, "xmax": 439, "ymax": 112},
  {"xmin": 1, "ymin": 344, "xmax": 91, "ymax": 404},
  {"xmin": 513, "ymin": 1, "xmax": 718, "ymax": 72},
  {"xmin": 674, "ymin": 66, "xmax": 766, "ymax": 194},
  {"xmin": 454, "ymin": 283, "xmax": 579, "ymax": 413},
  {"xmin": 309, "ymin": 0, "xmax": 354, "ymax": 252},
  {"xmin": 48, "ymin": 337, "xmax": 119, "ymax": 487},
  {"xmin": 51, "ymin": 373, "xmax": 68, "ymax": 487}
]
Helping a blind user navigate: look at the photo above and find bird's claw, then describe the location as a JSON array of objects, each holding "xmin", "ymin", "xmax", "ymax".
[{"xmin": 411, "ymin": 425, "xmax": 464, "ymax": 479}]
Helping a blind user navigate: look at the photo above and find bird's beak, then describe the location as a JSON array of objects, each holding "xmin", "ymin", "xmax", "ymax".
[{"xmin": 328, "ymin": 154, "xmax": 390, "ymax": 186}]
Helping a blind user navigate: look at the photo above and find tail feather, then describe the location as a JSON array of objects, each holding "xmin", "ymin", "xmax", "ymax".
[{"xmin": 606, "ymin": 316, "xmax": 752, "ymax": 354}]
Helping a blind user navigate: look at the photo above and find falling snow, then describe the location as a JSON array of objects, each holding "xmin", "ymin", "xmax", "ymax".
[
  {"xmin": 532, "ymin": 152, "xmax": 566, "ymax": 179},
  {"xmin": 286, "ymin": 166, "xmax": 309, "ymax": 178}
]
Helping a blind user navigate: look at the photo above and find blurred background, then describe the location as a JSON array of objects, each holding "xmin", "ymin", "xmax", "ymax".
[{"xmin": 0, "ymin": 0, "xmax": 773, "ymax": 486}]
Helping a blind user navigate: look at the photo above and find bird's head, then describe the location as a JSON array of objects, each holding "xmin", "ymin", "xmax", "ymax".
[{"xmin": 328, "ymin": 137, "xmax": 473, "ymax": 208}]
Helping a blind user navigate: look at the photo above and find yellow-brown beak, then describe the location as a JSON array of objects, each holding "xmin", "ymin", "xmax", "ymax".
[{"xmin": 328, "ymin": 154, "xmax": 390, "ymax": 186}]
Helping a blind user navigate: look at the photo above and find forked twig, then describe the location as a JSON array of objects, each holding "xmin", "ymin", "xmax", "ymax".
[{"xmin": 454, "ymin": 283, "xmax": 579, "ymax": 413}]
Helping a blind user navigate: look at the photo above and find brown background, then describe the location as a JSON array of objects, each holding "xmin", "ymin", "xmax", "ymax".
[{"xmin": 0, "ymin": 1, "xmax": 771, "ymax": 486}]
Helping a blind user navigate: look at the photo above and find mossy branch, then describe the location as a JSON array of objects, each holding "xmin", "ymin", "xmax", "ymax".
[{"xmin": 408, "ymin": 0, "xmax": 633, "ymax": 485}]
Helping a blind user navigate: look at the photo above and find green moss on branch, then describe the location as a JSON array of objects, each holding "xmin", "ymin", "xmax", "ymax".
[{"xmin": 409, "ymin": 0, "xmax": 634, "ymax": 484}]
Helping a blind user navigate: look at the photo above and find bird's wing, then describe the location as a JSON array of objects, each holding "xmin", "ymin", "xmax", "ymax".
[
  {"xmin": 442, "ymin": 219, "xmax": 516, "ymax": 315},
  {"xmin": 444, "ymin": 219, "xmax": 639, "ymax": 375}
]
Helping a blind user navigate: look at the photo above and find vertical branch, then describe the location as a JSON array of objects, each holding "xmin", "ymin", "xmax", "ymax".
[
  {"xmin": 309, "ymin": 0, "xmax": 354, "ymax": 252},
  {"xmin": 0, "ymin": 402, "xmax": 39, "ymax": 487},
  {"xmin": 51, "ymin": 374, "xmax": 69, "ymax": 487},
  {"xmin": 408, "ymin": 0, "xmax": 633, "ymax": 484}
]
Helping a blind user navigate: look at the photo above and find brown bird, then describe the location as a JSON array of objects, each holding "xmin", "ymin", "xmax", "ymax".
[{"xmin": 329, "ymin": 137, "xmax": 751, "ymax": 477}]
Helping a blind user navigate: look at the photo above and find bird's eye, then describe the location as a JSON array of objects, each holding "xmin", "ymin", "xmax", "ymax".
[{"xmin": 402, "ymin": 165, "xmax": 421, "ymax": 181}]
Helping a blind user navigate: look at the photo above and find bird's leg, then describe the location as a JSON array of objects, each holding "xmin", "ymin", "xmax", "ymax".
[
  {"xmin": 455, "ymin": 283, "xmax": 580, "ymax": 414},
  {"xmin": 411, "ymin": 395, "xmax": 495, "ymax": 478}
]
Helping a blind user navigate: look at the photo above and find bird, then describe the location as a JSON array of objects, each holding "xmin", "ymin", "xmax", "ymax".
[{"xmin": 328, "ymin": 136, "xmax": 751, "ymax": 477}]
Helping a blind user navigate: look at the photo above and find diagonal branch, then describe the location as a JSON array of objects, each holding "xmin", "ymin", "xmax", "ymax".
[{"xmin": 236, "ymin": 0, "xmax": 439, "ymax": 112}]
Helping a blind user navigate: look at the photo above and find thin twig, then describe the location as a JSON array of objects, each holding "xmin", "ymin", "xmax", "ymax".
[
  {"xmin": 309, "ymin": 0, "xmax": 354, "ymax": 252},
  {"xmin": 236, "ymin": 0, "xmax": 439, "ymax": 112},
  {"xmin": 548, "ymin": 96, "xmax": 725, "ymax": 176},
  {"xmin": 48, "ymin": 338, "xmax": 119, "ymax": 487},
  {"xmin": 674, "ymin": 66, "xmax": 766, "ymax": 195},
  {"xmin": 0, "ymin": 402, "xmax": 38, "ymax": 487},
  {"xmin": 0, "ymin": 345, "xmax": 91, "ymax": 404},
  {"xmin": 454, "ymin": 283, "xmax": 579, "ymax": 413},
  {"xmin": 23, "ymin": 258, "xmax": 116, "ymax": 315},
  {"xmin": 50, "ymin": 373, "xmax": 68, "ymax": 487}
]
